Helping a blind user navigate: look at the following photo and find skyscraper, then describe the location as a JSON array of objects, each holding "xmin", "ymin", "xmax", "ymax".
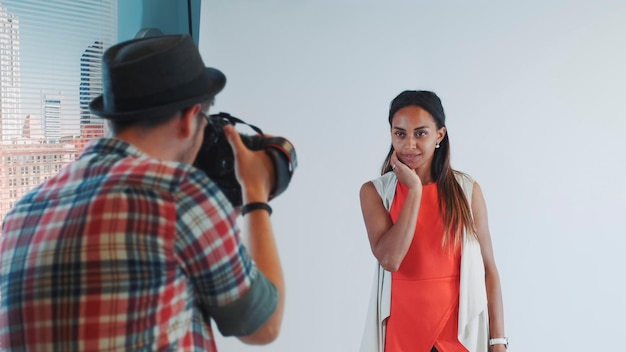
[
  {"xmin": 42, "ymin": 92, "xmax": 62, "ymax": 142},
  {"xmin": 80, "ymin": 41, "xmax": 104, "ymax": 126},
  {"xmin": 78, "ymin": 41, "xmax": 105, "ymax": 144},
  {"xmin": 0, "ymin": 4, "xmax": 22, "ymax": 142}
]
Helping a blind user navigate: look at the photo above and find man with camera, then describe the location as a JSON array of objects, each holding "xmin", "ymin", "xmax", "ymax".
[{"xmin": 0, "ymin": 35, "xmax": 284, "ymax": 351}]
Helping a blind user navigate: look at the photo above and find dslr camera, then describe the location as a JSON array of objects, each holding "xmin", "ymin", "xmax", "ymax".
[{"xmin": 193, "ymin": 112, "xmax": 298, "ymax": 207}]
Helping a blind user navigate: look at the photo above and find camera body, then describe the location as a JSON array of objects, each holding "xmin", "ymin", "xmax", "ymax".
[{"xmin": 193, "ymin": 112, "xmax": 297, "ymax": 207}]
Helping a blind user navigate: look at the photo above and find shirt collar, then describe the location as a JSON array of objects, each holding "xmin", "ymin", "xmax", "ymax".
[{"xmin": 80, "ymin": 138, "xmax": 149, "ymax": 160}]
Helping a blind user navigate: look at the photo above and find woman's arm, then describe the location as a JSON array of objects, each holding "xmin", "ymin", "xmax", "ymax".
[
  {"xmin": 359, "ymin": 163, "xmax": 422, "ymax": 272},
  {"xmin": 359, "ymin": 182, "xmax": 419, "ymax": 272},
  {"xmin": 471, "ymin": 181, "xmax": 507, "ymax": 351}
]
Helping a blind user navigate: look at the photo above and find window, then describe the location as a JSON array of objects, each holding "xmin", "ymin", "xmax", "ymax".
[{"xmin": 0, "ymin": 1, "xmax": 117, "ymax": 227}]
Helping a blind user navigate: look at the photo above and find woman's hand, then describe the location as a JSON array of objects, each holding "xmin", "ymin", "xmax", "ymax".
[{"xmin": 390, "ymin": 151, "xmax": 422, "ymax": 191}]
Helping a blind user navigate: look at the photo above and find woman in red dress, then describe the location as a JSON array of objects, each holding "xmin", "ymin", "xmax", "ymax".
[{"xmin": 359, "ymin": 91, "xmax": 507, "ymax": 352}]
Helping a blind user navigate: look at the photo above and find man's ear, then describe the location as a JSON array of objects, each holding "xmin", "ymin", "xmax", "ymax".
[{"xmin": 177, "ymin": 104, "xmax": 202, "ymax": 139}]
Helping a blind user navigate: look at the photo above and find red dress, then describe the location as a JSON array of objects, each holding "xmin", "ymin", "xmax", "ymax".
[{"xmin": 384, "ymin": 182, "xmax": 468, "ymax": 352}]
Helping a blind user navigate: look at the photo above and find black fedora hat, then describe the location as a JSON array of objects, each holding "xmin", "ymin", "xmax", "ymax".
[{"xmin": 90, "ymin": 34, "xmax": 226, "ymax": 120}]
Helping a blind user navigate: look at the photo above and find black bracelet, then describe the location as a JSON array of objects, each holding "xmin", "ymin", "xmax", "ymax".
[{"xmin": 241, "ymin": 202, "xmax": 272, "ymax": 216}]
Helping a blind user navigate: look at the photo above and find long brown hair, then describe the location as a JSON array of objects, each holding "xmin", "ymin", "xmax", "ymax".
[{"xmin": 381, "ymin": 90, "xmax": 476, "ymax": 247}]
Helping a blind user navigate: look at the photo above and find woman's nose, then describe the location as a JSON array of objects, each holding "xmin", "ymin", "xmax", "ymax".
[{"xmin": 407, "ymin": 136, "xmax": 418, "ymax": 149}]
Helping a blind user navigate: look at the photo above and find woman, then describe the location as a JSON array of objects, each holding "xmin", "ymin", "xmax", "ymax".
[{"xmin": 359, "ymin": 91, "xmax": 507, "ymax": 352}]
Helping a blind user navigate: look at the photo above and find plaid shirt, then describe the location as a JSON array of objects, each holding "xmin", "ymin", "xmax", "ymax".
[{"xmin": 0, "ymin": 138, "xmax": 277, "ymax": 351}]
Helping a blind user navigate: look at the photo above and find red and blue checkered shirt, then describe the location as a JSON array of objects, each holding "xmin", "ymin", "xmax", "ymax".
[{"xmin": 0, "ymin": 138, "xmax": 278, "ymax": 351}]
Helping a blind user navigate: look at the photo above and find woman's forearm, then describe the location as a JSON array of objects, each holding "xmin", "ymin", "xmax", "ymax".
[{"xmin": 485, "ymin": 268, "xmax": 506, "ymax": 339}]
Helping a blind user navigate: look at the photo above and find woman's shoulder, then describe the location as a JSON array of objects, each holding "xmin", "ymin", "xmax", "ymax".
[
  {"xmin": 453, "ymin": 170, "xmax": 477, "ymax": 200},
  {"xmin": 453, "ymin": 169, "xmax": 475, "ymax": 184},
  {"xmin": 369, "ymin": 172, "xmax": 397, "ymax": 193},
  {"xmin": 371, "ymin": 171, "xmax": 395, "ymax": 184},
  {"xmin": 360, "ymin": 172, "xmax": 397, "ymax": 203}
]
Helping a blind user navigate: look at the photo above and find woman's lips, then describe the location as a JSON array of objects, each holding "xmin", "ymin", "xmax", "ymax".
[{"xmin": 400, "ymin": 154, "xmax": 419, "ymax": 163}]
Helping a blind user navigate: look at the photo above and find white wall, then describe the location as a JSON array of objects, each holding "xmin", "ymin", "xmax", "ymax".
[{"xmin": 198, "ymin": 1, "xmax": 626, "ymax": 351}]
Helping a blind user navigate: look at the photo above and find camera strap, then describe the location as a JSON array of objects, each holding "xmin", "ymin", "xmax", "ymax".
[
  {"xmin": 208, "ymin": 112, "xmax": 298, "ymax": 199},
  {"xmin": 209, "ymin": 112, "xmax": 264, "ymax": 136}
]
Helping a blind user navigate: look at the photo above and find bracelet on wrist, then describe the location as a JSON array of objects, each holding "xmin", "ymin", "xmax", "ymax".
[
  {"xmin": 489, "ymin": 337, "xmax": 509, "ymax": 349},
  {"xmin": 241, "ymin": 202, "xmax": 272, "ymax": 216}
]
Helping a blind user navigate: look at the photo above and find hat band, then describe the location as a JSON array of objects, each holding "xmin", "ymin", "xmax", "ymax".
[{"xmin": 104, "ymin": 72, "xmax": 210, "ymax": 114}]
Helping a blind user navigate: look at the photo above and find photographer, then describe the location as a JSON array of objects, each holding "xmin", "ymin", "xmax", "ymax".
[{"xmin": 0, "ymin": 35, "xmax": 284, "ymax": 351}]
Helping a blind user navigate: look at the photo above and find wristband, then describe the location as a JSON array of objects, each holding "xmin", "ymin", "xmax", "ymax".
[
  {"xmin": 489, "ymin": 337, "xmax": 509, "ymax": 349},
  {"xmin": 241, "ymin": 202, "xmax": 272, "ymax": 216}
]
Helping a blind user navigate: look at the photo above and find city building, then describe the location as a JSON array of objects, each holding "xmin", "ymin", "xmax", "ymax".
[
  {"xmin": 0, "ymin": 141, "xmax": 77, "ymax": 225},
  {"xmin": 80, "ymin": 41, "xmax": 104, "ymax": 126},
  {"xmin": 0, "ymin": 5, "xmax": 107, "ymax": 229},
  {"xmin": 42, "ymin": 91, "xmax": 63, "ymax": 142},
  {"xmin": 0, "ymin": 4, "xmax": 22, "ymax": 142}
]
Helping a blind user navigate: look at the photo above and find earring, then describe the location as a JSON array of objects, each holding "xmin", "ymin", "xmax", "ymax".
[{"xmin": 435, "ymin": 143, "xmax": 440, "ymax": 149}]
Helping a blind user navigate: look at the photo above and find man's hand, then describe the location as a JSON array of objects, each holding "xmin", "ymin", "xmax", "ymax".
[{"xmin": 223, "ymin": 124, "xmax": 275, "ymax": 204}]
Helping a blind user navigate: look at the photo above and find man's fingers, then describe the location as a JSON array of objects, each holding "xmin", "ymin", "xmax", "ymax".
[{"xmin": 223, "ymin": 124, "xmax": 243, "ymax": 152}]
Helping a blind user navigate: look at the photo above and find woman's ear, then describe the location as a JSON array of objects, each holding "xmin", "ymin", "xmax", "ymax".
[{"xmin": 437, "ymin": 126, "xmax": 447, "ymax": 144}]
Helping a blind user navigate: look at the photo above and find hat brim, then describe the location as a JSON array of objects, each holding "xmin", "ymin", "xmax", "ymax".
[{"xmin": 89, "ymin": 67, "xmax": 226, "ymax": 121}]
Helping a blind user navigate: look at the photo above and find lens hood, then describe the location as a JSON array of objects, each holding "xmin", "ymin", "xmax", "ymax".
[
  {"xmin": 260, "ymin": 136, "xmax": 297, "ymax": 200},
  {"xmin": 193, "ymin": 112, "xmax": 297, "ymax": 207}
]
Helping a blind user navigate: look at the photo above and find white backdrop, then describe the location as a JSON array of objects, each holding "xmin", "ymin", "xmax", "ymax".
[{"xmin": 198, "ymin": 1, "xmax": 626, "ymax": 351}]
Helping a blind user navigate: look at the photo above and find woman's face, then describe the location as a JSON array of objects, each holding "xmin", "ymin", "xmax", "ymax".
[{"xmin": 390, "ymin": 105, "xmax": 446, "ymax": 170}]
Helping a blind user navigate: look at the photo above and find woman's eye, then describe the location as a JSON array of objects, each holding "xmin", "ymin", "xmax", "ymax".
[
  {"xmin": 415, "ymin": 131, "xmax": 427, "ymax": 137},
  {"xmin": 395, "ymin": 132, "xmax": 405, "ymax": 137}
]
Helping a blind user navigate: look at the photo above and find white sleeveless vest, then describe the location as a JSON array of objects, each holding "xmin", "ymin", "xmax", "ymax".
[{"xmin": 359, "ymin": 171, "xmax": 489, "ymax": 352}]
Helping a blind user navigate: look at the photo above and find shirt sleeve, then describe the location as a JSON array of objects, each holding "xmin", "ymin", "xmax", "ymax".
[
  {"xmin": 174, "ymin": 169, "xmax": 278, "ymax": 336},
  {"xmin": 210, "ymin": 269, "xmax": 278, "ymax": 336}
]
